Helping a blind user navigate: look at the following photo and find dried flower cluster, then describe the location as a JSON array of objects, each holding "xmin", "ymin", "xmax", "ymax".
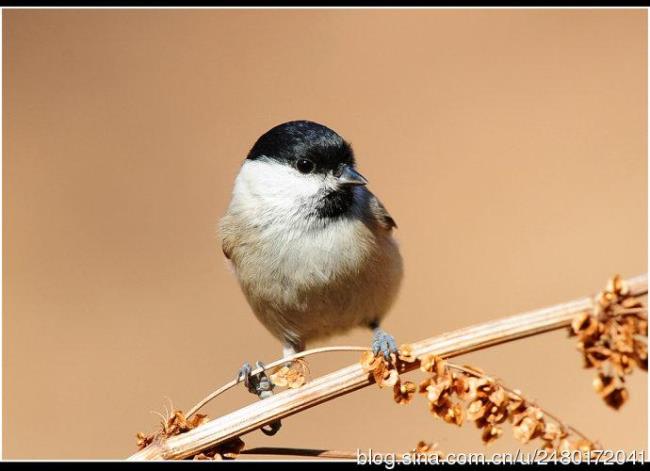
[
  {"xmin": 571, "ymin": 275, "xmax": 648, "ymax": 409},
  {"xmin": 136, "ymin": 409, "xmax": 245, "ymax": 460},
  {"xmin": 361, "ymin": 347, "xmax": 418, "ymax": 406},
  {"xmin": 360, "ymin": 348, "xmax": 597, "ymax": 454},
  {"xmin": 269, "ymin": 359, "xmax": 310, "ymax": 389},
  {"xmin": 136, "ymin": 410, "xmax": 209, "ymax": 450}
]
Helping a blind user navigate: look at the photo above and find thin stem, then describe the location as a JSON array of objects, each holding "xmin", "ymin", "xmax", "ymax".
[
  {"xmin": 185, "ymin": 346, "xmax": 370, "ymax": 419},
  {"xmin": 612, "ymin": 307, "xmax": 647, "ymax": 316}
]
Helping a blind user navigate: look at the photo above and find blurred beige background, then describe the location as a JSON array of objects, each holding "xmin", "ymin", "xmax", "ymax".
[{"xmin": 3, "ymin": 9, "xmax": 647, "ymax": 460}]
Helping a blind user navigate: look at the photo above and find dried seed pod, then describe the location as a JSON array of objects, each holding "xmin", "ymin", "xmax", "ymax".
[
  {"xmin": 397, "ymin": 344, "xmax": 417, "ymax": 363},
  {"xmin": 135, "ymin": 432, "xmax": 154, "ymax": 450},
  {"xmin": 393, "ymin": 380, "xmax": 417, "ymax": 405},
  {"xmin": 360, "ymin": 352, "xmax": 400, "ymax": 388},
  {"xmin": 481, "ymin": 424, "xmax": 503, "ymax": 445},
  {"xmin": 572, "ymin": 275, "xmax": 647, "ymax": 409}
]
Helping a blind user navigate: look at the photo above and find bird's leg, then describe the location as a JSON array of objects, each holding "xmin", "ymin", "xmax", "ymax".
[
  {"xmin": 236, "ymin": 360, "xmax": 281, "ymax": 436},
  {"xmin": 369, "ymin": 320, "xmax": 398, "ymax": 360},
  {"xmin": 235, "ymin": 341, "xmax": 303, "ymax": 437},
  {"xmin": 282, "ymin": 340, "xmax": 305, "ymax": 366}
]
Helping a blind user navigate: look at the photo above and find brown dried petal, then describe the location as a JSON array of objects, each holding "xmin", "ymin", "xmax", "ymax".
[
  {"xmin": 277, "ymin": 363, "xmax": 308, "ymax": 389},
  {"xmin": 372, "ymin": 361, "xmax": 387, "ymax": 384},
  {"xmin": 573, "ymin": 439, "xmax": 597, "ymax": 453},
  {"xmin": 593, "ymin": 373, "xmax": 616, "ymax": 396},
  {"xmin": 572, "ymin": 312, "xmax": 598, "ymax": 337},
  {"xmin": 452, "ymin": 374, "xmax": 469, "ymax": 397},
  {"xmin": 485, "ymin": 403, "xmax": 508, "ymax": 425},
  {"xmin": 413, "ymin": 441, "xmax": 445, "ymax": 458},
  {"xmin": 638, "ymin": 319, "xmax": 648, "ymax": 336},
  {"xmin": 481, "ymin": 425, "xmax": 503, "ymax": 445},
  {"xmin": 607, "ymin": 274, "xmax": 628, "ymax": 297},
  {"xmin": 584, "ymin": 346, "xmax": 612, "ymax": 368},
  {"xmin": 612, "ymin": 336, "xmax": 635, "ymax": 356},
  {"xmin": 541, "ymin": 440, "xmax": 555, "ymax": 453},
  {"xmin": 360, "ymin": 351, "xmax": 381, "ymax": 372},
  {"xmin": 269, "ymin": 366, "xmax": 290, "ymax": 387},
  {"xmin": 397, "ymin": 344, "xmax": 417, "ymax": 363},
  {"xmin": 513, "ymin": 416, "xmax": 538, "ymax": 444},
  {"xmin": 434, "ymin": 357, "xmax": 448, "ymax": 377},
  {"xmin": 442, "ymin": 403, "xmax": 464, "ymax": 426},
  {"xmin": 418, "ymin": 377, "xmax": 434, "ymax": 394},
  {"xmin": 467, "ymin": 399, "xmax": 487, "ymax": 421},
  {"xmin": 488, "ymin": 387, "xmax": 506, "ymax": 407},
  {"xmin": 558, "ymin": 439, "xmax": 572, "ymax": 452},
  {"xmin": 602, "ymin": 386, "xmax": 629, "ymax": 410},
  {"xmin": 414, "ymin": 441, "xmax": 434, "ymax": 454},
  {"xmin": 425, "ymin": 377, "xmax": 452, "ymax": 403},
  {"xmin": 506, "ymin": 393, "xmax": 526, "ymax": 415},
  {"xmin": 466, "ymin": 377, "xmax": 491, "ymax": 401},
  {"xmin": 377, "ymin": 366, "xmax": 399, "ymax": 388},
  {"xmin": 542, "ymin": 421, "xmax": 566, "ymax": 442},
  {"xmin": 611, "ymin": 353, "xmax": 634, "ymax": 376},
  {"xmin": 621, "ymin": 296, "xmax": 643, "ymax": 309},
  {"xmin": 136, "ymin": 432, "xmax": 154, "ymax": 450},
  {"xmin": 288, "ymin": 373, "xmax": 306, "ymax": 389},
  {"xmin": 187, "ymin": 413, "xmax": 209, "ymax": 429},
  {"xmin": 419, "ymin": 354, "xmax": 435, "ymax": 373},
  {"xmin": 393, "ymin": 380, "xmax": 417, "ymax": 405}
]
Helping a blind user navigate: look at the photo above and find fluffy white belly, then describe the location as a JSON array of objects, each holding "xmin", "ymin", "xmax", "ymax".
[{"xmin": 228, "ymin": 216, "xmax": 403, "ymax": 347}]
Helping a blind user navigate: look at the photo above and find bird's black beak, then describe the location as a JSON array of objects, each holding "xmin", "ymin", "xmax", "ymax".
[{"xmin": 336, "ymin": 165, "xmax": 368, "ymax": 186}]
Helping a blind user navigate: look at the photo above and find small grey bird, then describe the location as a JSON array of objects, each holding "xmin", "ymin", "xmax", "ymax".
[{"xmin": 219, "ymin": 121, "xmax": 403, "ymax": 433}]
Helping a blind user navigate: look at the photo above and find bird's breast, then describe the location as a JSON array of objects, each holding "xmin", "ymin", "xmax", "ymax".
[{"xmin": 240, "ymin": 215, "xmax": 377, "ymax": 288}]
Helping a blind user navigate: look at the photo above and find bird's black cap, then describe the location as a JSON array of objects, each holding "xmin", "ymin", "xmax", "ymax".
[{"xmin": 246, "ymin": 120, "xmax": 355, "ymax": 174}]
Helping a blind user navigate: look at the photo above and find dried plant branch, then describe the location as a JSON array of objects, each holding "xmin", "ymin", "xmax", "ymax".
[{"xmin": 129, "ymin": 274, "xmax": 647, "ymax": 461}]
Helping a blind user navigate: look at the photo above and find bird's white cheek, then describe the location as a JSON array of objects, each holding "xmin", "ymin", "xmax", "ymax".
[{"xmin": 234, "ymin": 159, "xmax": 325, "ymax": 203}]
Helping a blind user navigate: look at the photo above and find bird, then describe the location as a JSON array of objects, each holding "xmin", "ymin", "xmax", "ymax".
[{"xmin": 219, "ymin": 120, "xmax": 403, "ymax": 434}]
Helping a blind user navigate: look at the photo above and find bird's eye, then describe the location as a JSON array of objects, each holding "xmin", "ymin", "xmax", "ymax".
[{"xmin": 296, "ymin": 159, "xmax": 315, "ymax": 174}]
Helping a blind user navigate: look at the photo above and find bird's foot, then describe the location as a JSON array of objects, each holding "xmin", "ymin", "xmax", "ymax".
[
  {"xmin": 236, "ymin": 361, "xmax": 282, "ymax": 436},
  {"xmin": 371, "ymin": 327, "xmax": 398, "ymax": 361},
  {"xmin": 237, "ymin": 361, "xmax": 274, "ymax": 397}
]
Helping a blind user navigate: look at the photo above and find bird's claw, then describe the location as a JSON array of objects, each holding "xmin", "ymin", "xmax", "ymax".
[
  {"xmin": 237, "ymin": 361, "xmax": 274, "ymax": 397},
  {"xmin": 237, "ymin": 362, "xmax": 253, "ymax": 390},
  {"xmin": 372, "ymin": 328, "xmax": 398, "ymax": 360},
  {"xmin": 261, "ymin": 420, "xmax": 282, "ymax": 436},
  {"xmin": 237, "ymin": 360, "xmax": 282, "ymax": 436}
]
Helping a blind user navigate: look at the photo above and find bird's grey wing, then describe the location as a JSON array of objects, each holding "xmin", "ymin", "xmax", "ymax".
[
  {"xmin": 368, "ymin": 192, "xmax": 397, "ymax": 231},
  {"xmin": 222, "ymin": 241, "xmax": 232, "ymax": 260},
  {"xmin": 219, "ymin": 213, "xmax": 239, "ymax": 260}
]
